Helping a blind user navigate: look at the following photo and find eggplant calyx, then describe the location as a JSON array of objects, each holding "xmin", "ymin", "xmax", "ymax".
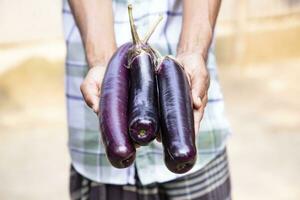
[
  {"xmin": 128, "ymin": 48, "xmax": 152, "ymax": 59},
  {"xmin": 127, "ymin": 48, "xmax": 153, "ymax": 67},
  {"xmin": 155, "ymin": 55, "xmax": 185, "ymax": 74}
]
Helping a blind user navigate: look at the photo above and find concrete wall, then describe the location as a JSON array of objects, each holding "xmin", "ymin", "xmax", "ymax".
[
  {"xmin": 216, "ymin": 0, "xmax": 300, "ymax": 65},
  {"xmin": 0, "ymin": 0, "xmax": 63, "ymax": 43},
  {"xmin": 1, "ymin": 0, "xmax": 300, "ymax": 43},
  {"xmin": 1, "ymin": 0, "xmax": 300, "ymax": 64},
  {"xmin": 219, "ymin": 0, "xmax": 300, "ymax": 20}
]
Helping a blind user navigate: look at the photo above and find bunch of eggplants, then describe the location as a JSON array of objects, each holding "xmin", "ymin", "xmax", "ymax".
[{"xmin": 99, "ymin": 5, "xmax": 196, "ymax": 174}]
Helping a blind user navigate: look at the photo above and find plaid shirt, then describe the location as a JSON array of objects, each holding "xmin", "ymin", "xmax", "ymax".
[{"xmin": 63, "ymin": 0, "xmax": 231, "ymax": 185}]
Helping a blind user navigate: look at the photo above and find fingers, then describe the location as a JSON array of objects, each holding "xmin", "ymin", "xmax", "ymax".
[
  {"xmin": 182, "ymin": 67, "xmax": 202, "ymax": 109},
  {"xmin": 80, "ymin": 66, "xmax": 105, "ymax": 114},
  {"xmin": 194, "ymin": 93, "xmax": 208, "ymax": 134},
  {"xmin": 185, "ymin": 71, "xmax": 192, "ymax": 87},
  {"xmin": 179, "ymin": 56, "xmax": 209, "ymax": 110},
  {"xmin": 199, "ymin": 94, "xmax": 208, "ymax": 120},
  {"xmin": 194, "ymin": 109, "xmax": 202, "ymax": 134},
  {"xmin": 191, "ymin": 77, "xmax": 203, "ymax": 109},
  {"xmin": 80, "ymin": 81, "xmax": 100, "ymax": 113},
  {"xmin": 177, "ymin": 54, "xmax": 209, "ymax": 134},
  {"xmin": 191, "ymin": 67, "xmax": 209, "ymax": 110}
]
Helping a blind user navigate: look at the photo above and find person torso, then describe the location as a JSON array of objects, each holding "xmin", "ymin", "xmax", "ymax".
[{"xmin": 63, "ymin": 0, "xmax": 231, "ymax": 185}]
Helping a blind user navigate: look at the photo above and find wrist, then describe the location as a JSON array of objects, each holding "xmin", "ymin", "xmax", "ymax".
[
  {"xmin": 86, "ymin": 42, "xmax": 116, "ymax": 68},
  {"xmin": 177, "ymin": 23, "xmax": 212, "ymax": 60}
]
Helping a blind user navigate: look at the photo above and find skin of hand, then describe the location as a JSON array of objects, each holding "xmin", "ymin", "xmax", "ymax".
[
  {"xmin": 178, "ymin": 0, "xmax": 221, "ymax": 134},
  {"xmin": 80, "ymin": 65, "xmax": 107, "ymax": 114},
  {"xmin": 176, "ymin": 52, "xmax": 210, "ymax": 134}
]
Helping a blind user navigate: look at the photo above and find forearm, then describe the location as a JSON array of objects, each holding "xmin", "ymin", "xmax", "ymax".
[
  {"xmin": 177, "ymin": 0, "xmax": 221, "ymax": 59},
  {"xmin": 208, "ymin": 0, "xmax": 222, "ymax": 30},
  {"xmin": 68, "ymin": 0, "xmax": 116, "ymax": 67}
]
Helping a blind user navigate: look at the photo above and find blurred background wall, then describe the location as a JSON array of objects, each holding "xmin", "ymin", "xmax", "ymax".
[
  {"xmin": 0, "ymin": 0, "xmax": 62, "ymax": 42},
  {"xmin": 0, "ymin": 0, "xmax": 300, "ymax": 199}
]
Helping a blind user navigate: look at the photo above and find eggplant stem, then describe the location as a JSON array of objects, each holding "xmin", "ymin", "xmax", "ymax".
[
  {"xmin": 128, "ymin": 4, "xmax": 141, "ymax": 45},
  {"xmin": 142, "ymin": 15, "xmax": 163, "ymax": 44}
]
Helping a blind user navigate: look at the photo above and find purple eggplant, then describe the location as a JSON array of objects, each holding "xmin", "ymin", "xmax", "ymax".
[
  {"xmin": 157, "ymin": 56, "xmax": 197, "ymax": 174},
  {"xmin": 126, "ymin": 5, "xmax": 162, "ymax": 145},
  {"xmin": 128, "ymin": 53, "xmax": 158, "ymax": 145},
  {"xmin": 99, "ymin": 42, "xmax": 136, "ymax": 168}
]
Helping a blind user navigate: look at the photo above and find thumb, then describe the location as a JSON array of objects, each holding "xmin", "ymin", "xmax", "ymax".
[
  {"xmin": 194, "ymin": 109, "xmax": 201, "ymax": 134},
  {"xmin": 192, "ymin": 93, "xmax": 202, "ymax": 110},
  {"xmin": 80, "ymin": 66, "xmax": 105, "ymax": 114},
  {"xmin": 191, "ymin": 77, "xmax": 203, "ymax": 109},
  {"xmin": 80, "ymin": 81, "xmax": 100, "ymax": 114}
]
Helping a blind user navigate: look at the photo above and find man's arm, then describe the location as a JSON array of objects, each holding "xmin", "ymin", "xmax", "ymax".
[
  {"xmin": 176, "ymin": 0, "xmax": 221, "ymax": 132},
  {"xmin": 178, "ymin": 0, "xmax": 221, "ymax": 59},
  {"xmin": 68, "ymin": 0, "xmax": 116, "ymax": 67},
  {"xmin": 208, "ymin": 0, "xmax": 222, "ymax": 30},
  {"xmin": 68, "ymin": 0, "xmax": 117, "ymax": 112}
]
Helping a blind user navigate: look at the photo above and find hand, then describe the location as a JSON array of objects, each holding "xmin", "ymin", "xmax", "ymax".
[
  {"xmin": 80, "ymin": 65, "xmax": 106, "ymax": 114},
  {"xmin": 176, "ymin": 52, "xmax": 210, "ymax": 134}
]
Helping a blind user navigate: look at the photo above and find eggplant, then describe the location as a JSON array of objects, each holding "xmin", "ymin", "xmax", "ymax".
[
  {"xmin": 126, "ymin": 5, "xmax": 162, "ymax": 145},
  {"xmin": 99, "ymin": 42, "xmax": 136, "ymax": 168},
  {"xmin": 128, "ymin": 53, "xmax": 158, "ymax": 145},
  {"xmin": 157, "ymin": 56, "xmax": 197, "ymax": 174}
]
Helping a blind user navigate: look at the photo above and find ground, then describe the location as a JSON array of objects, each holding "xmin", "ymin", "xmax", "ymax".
[{"xmin": 0, "ymin": 42, "xmax": 299, "ymax": 200}]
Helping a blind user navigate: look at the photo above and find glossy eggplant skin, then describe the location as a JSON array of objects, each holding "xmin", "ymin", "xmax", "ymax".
[
  {"xmin": 99, "ymin": 42, "xmax": 136, "ymax": 168},
  {"xmin": 128, "ymin": 52, "xmax": 159, "ymax": 145},
  {"xmin": 157, "ymin": 56, "xmax": 196, "ymax": 174}
]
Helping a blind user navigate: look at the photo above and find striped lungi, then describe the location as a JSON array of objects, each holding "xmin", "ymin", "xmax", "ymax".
[{"xmin": 70, "ymin": 149, "xmax": 231, "ymax": 200}]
